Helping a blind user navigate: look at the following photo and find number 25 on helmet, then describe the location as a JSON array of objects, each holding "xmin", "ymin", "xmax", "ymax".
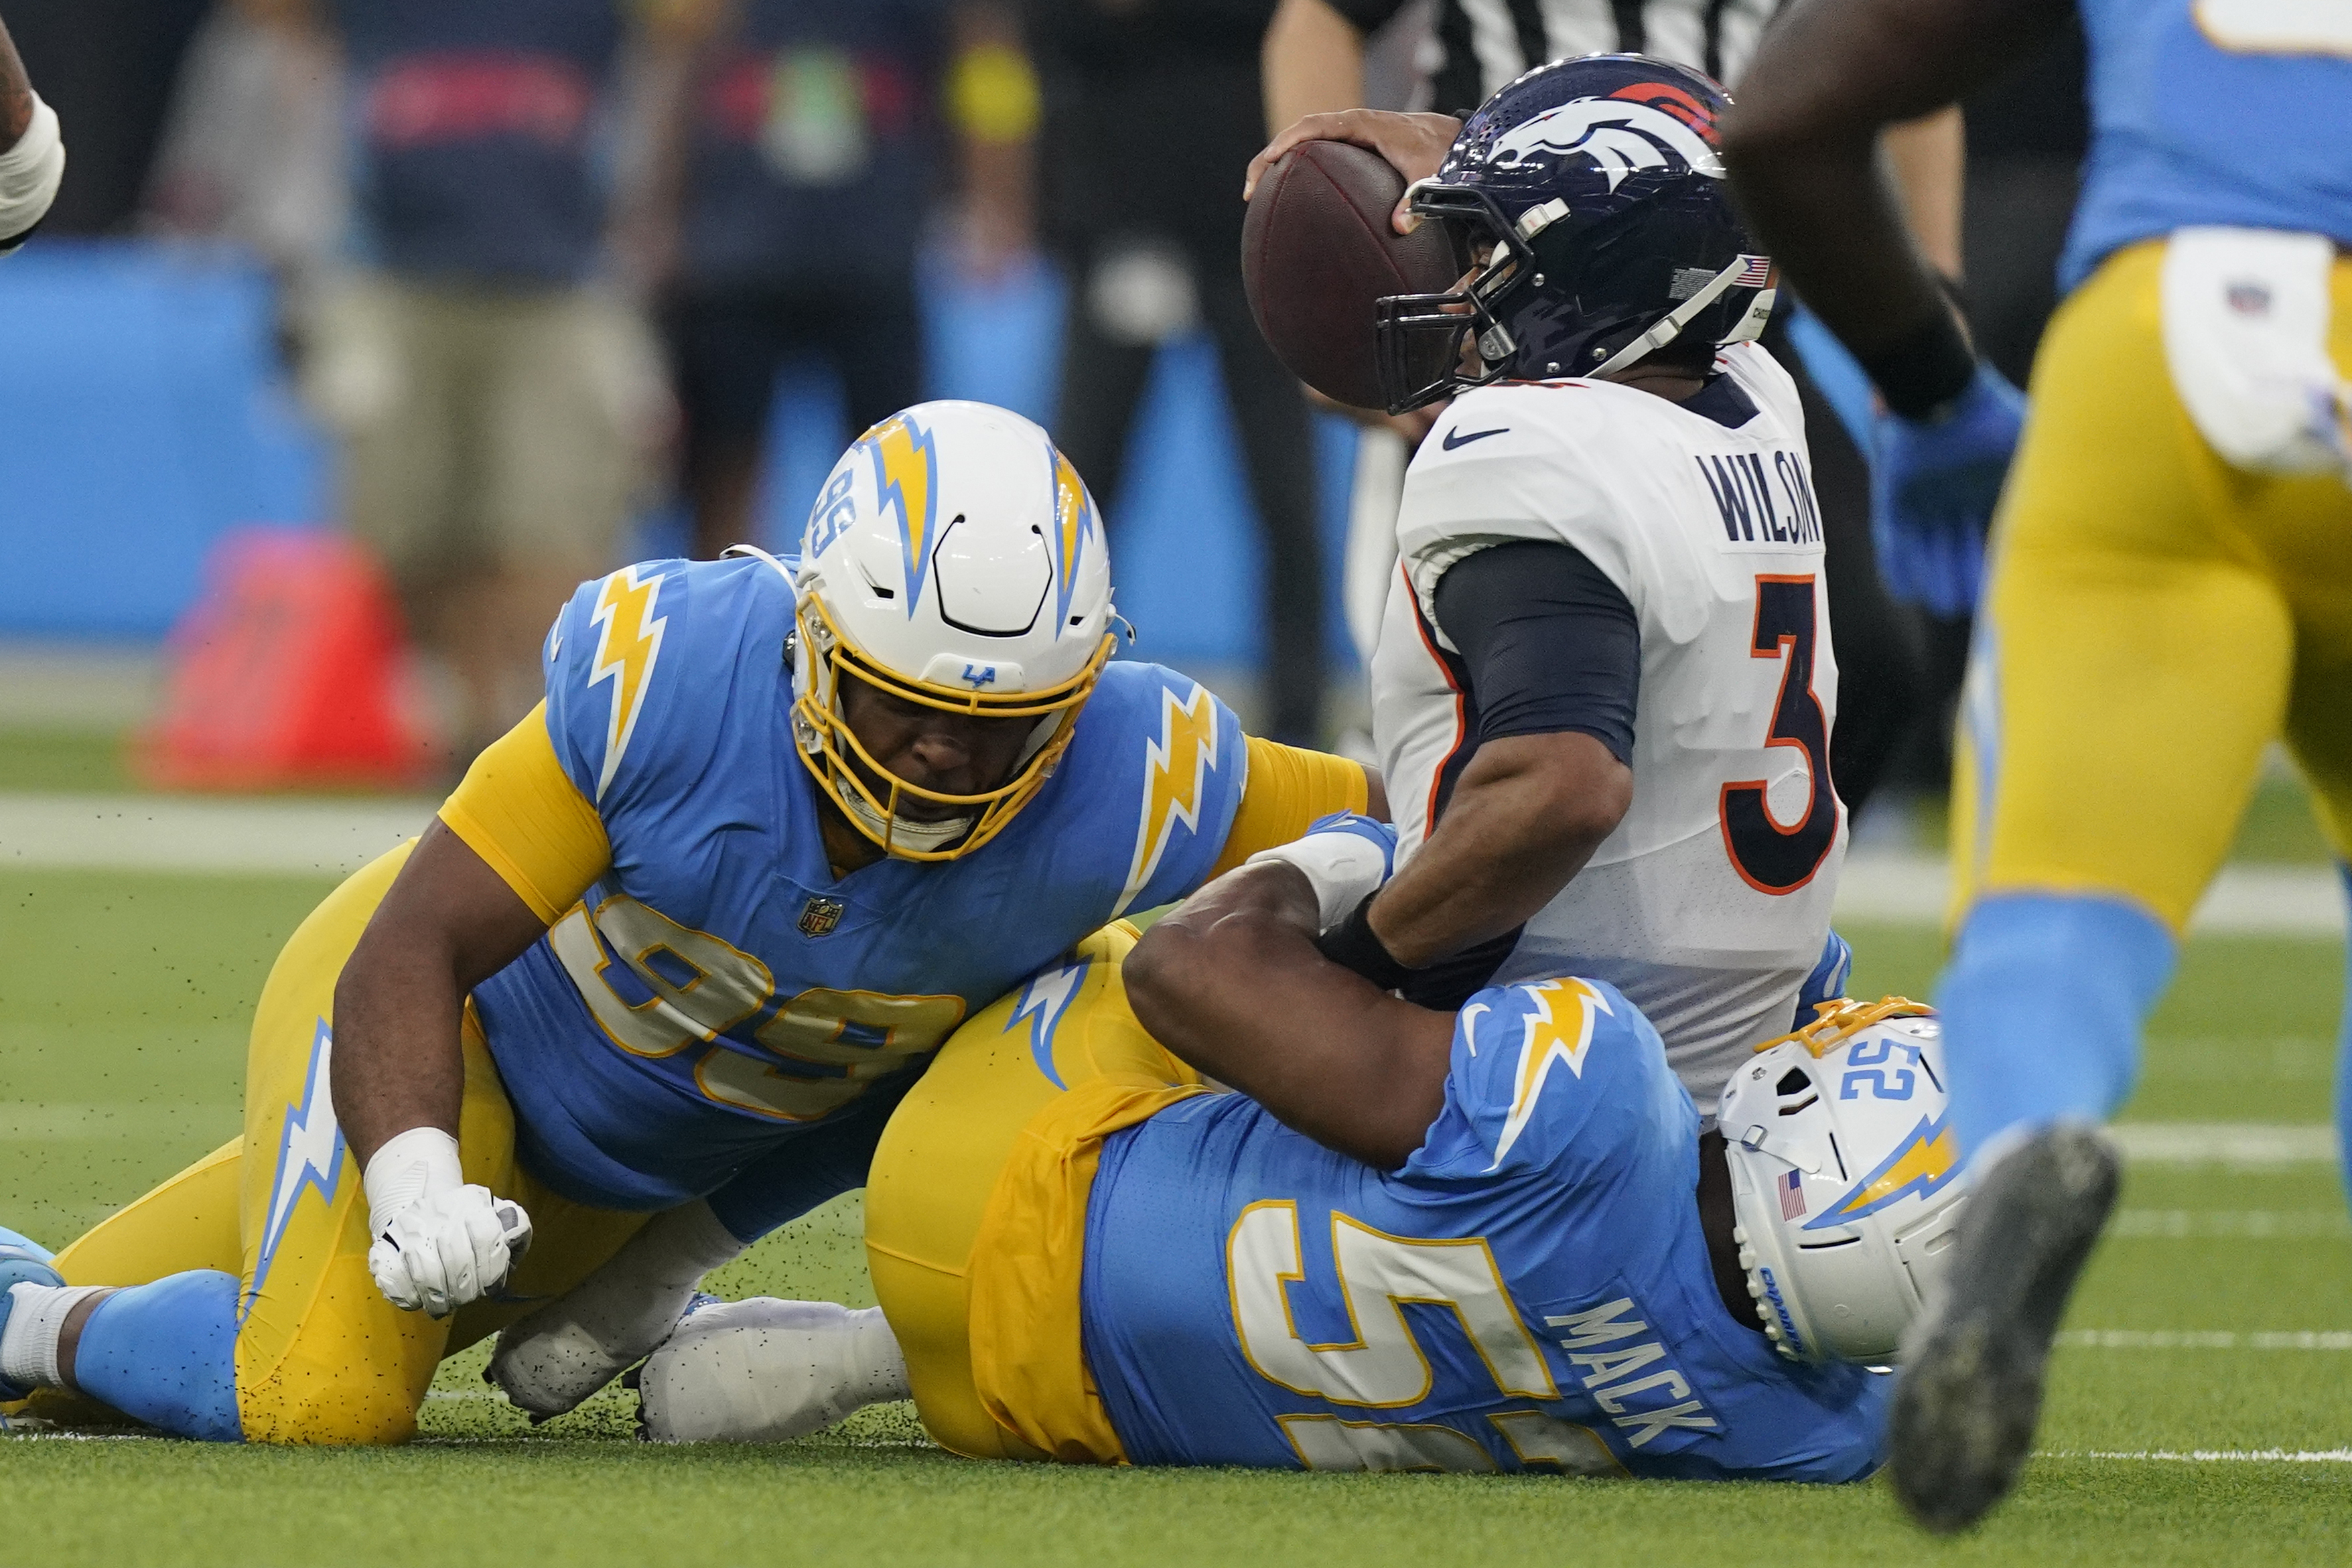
[{"xmin": 786, "ymin": 400, "xmax": 1118, "ymax": 861}]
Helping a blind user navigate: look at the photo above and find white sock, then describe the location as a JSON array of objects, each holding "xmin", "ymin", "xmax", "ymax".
[
  {"xmin": 841, "ymin": 1306, "xmax": 911, "ymax": 1407},
  {"xmin": 1, "ymin": 1282, "xmax": 110, "ymax": 1391}
]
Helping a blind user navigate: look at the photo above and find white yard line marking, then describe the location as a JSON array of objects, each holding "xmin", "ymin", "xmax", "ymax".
[
  {"xmin": 0, "ymin": 1102, "xmax": 240, "ymax": 1140},
  {"xmin": 2107, "ymin": 1209, "xmax": 2350, "ymax": 1238},
  {"xmin": 1835, "ymin": 851, "xmax": 2345, "ymax": 936},
  {"xmin": 2045, "ymin": 1449, "xmax": 2352, "ymax": 1463},
  {"xmin": 2109, "ymin": 1123, "xmax": 2338, "ymax": 1166},
  {"xmin": 0, "ymin": 792, "xmax": 437, "ymax": 876},
  {"xmin": 2059, "ymin": 1330, "xmax": 2352, "ymax": 1349}
]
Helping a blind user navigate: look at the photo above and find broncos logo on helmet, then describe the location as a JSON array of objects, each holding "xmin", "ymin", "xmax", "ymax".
[
  {"xmin": 1488, "ymin": 100, "xmax": 1725, "ymax": 188},
  {"xmin": 1373, "ymin": 54, "xmax": 1774, "ymax": 411}
]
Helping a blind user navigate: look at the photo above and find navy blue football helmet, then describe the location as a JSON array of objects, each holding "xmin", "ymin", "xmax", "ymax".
[{"xmin": 1373, "ymin": 55, "xmax": 1776, "ymax": 413}]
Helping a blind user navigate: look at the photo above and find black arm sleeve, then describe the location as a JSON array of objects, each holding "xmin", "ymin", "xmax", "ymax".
[{"xmin": 1430, "ymin": 540, "xmax": 1641, "ymax": 765}]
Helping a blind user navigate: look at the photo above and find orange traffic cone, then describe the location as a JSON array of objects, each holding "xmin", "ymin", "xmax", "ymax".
[{"xmin": 133, "ymin": 527, "xmax": 435, "ymax": 792}]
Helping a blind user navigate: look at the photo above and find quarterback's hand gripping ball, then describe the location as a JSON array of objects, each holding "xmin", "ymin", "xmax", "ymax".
[
  {"xmin": 361, "ymin": 1127, "xmax": 531, "ymax": 1319},
  {"xmin": 1244, "ymin": 812, "xmax": 1398, "ymax": 932},
  {"xmin": 1870, "ymin": 362, "xmax": 2028, "ymax": 618}
]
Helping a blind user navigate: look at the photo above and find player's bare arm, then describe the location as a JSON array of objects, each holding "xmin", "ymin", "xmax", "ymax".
[
  {"xmin": 1367, "ymin": 732, "xmax": 1631, "ymax": 969},
  {"xmin": 1722, "ymin": 0, "xmax": 2064, "ymax": 364},
  {"xmin": 1261, "ymin": 0, "xmax": 1365, "ymax": 135},
  {"xmin": 0, "ymin": 13, "xmax": 33, "ymax": 146},
  {"xmin": 332, "ymin": 823, "xmax": 551, "ymax": 1169},
  {"xmin": 0, "ymin": 7, "xmax": 65, "ymax": 251},
  {"xmin": 1125, "ymin": 862, "xmax": 1454, "ymax": 1170}
]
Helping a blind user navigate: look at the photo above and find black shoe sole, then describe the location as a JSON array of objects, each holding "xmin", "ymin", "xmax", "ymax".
[{"xmin": 1888, "ymin": 1123, "xmax": 2123, "ymax": 1534}]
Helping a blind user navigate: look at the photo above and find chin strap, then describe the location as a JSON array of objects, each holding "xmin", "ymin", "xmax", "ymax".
[
  {"xmin": 839, "ymin": 788, "xmax": 976, "ymax": 855},
  {"xmin": 1591, "ymin": 253, "xmax": 1771, "ymax": 379}
]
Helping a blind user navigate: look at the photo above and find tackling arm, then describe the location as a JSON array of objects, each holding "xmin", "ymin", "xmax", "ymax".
[{"xmin": 1125, "ymin": 861, "xmax": 1454, "ymax": 1170}]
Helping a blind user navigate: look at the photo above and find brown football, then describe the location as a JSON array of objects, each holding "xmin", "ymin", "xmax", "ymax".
[{"xmin": 1242, "ymin": 139, "xmax": 1463, "ymax": 413}]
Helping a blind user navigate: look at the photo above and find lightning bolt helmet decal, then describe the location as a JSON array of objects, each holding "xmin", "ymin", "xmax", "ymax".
[
  {"xmin": 866, "ymin": 413, "xmax": 942, "ymax": 619},
  {"xmin": 1803, "ymin": 1114, "xmax": 1960, "ymax": 1230}
]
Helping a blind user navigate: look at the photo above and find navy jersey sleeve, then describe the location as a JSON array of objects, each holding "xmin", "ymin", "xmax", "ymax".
[{"xmin": 1432, "ymin": 540, "xmax": 1641, "ymax": 764}]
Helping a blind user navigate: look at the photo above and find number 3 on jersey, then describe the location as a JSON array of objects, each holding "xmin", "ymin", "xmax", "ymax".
[{"xmin": 1719, "ymin": 574, "xmax": 1838, "ymax": 894}]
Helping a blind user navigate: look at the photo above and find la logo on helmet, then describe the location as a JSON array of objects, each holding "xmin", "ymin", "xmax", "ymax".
[{"xmin": 1488, "ymin": 98, "xmax": 1725, "ymax": 190}]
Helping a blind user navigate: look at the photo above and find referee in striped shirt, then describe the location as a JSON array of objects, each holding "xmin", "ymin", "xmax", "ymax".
[{"xmin": 1262, "ymin": 0, "xmax": 1962, "ymax": 821}]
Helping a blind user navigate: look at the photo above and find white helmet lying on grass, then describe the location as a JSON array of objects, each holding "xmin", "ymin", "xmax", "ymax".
[{"xmin": 1719, "ymin": 998, "xmax": 1969, "ymax": 1364}]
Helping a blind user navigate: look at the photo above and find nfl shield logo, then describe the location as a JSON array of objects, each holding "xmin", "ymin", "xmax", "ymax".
[{"xmin": 798, "ymin": 897, "xmax": 845, "ymax": 938}]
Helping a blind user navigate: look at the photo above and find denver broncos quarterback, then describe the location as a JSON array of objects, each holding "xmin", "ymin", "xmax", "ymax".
[
  {"xmin": 0, "ymin": 400, "xmax": 1373, "ymax": 1444},
  {"xmin": 626, "ymin": 820, "xmax": 1966, "ymax": 1482},
  {"xmin": 1255, "ymin": 57, "xmax": 1853, "ymax": 1110},
  {"xmin": 1722, "ymin": 0, "xmax": 2352, "ymax": 1534}
]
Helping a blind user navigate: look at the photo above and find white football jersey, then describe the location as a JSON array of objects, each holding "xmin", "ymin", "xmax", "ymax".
[{"xmin": 1371, "ymin": 342, "xmax": 1844, "ymax": 1102}]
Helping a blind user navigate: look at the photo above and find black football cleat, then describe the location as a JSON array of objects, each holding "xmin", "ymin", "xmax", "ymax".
[{"xmin": 1888, "ymin": 1121, "xmax": 2122, "ymax": 1535}]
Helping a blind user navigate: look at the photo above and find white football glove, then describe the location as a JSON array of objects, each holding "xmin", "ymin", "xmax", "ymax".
[
  {"xmin": 362, "ymin": 1127, "xmax": 531, "ymax": 1320},
  {"xmin": 1243, "ymin": 811, "xmax": 1398, "ymax": 932},
  {"xmin": 634, "ymin": 1297, "xmax": 908, "ymax": 1444},
  {"xmin": 488, "ymin": 1198, "xmax": 746, "ymax": 1421}
]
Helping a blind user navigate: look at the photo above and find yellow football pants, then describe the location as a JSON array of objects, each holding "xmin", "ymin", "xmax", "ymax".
[
  {"xmin": 863, "ymin": 922, "xmax": 1198, "ymax": 1460},
  {"xmin": 1951, "ymin": 238, "xmax": 2352, "ymax": 929},
  {"xmin": 49, "ymin": 842, "xmax": 647, "ymax": 1444}
]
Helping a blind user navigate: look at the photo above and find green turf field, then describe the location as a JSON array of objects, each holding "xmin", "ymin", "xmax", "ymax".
[{"xmin": 4, "ymin": 869, "xmax": 2348, "ymax": 1565}]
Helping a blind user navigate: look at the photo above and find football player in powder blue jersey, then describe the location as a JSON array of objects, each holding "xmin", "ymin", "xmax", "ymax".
[
  {"xmin": 0, "ymin": 402, "xmax": 1373, "ymax": 1444},
  {"xmin": 1723, "ymin": 0, "xmax": 2352, "ymax": 1531},
  {"xmin": 634, "ymin": 818, "xmax": 1965, "ymax": 1484}
]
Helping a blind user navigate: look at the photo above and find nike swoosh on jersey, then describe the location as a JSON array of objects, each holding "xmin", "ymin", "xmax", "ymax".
[{"xmin": 1442, "ymin": 425, "xmax": 1510, "ymax": 450}]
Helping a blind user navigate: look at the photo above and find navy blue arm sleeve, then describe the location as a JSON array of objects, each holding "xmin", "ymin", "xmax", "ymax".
[{"xmin": 1430, "ymin": 540, "xmax": 1640, "ymax": 764}]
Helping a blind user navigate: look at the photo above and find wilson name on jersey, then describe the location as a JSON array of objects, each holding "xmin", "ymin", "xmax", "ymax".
[
  {"xmin": 472, "ymin": 555, "xmax": 1249, "ymax": 1212},
  {"xmin": 1370, "ymin": 343, "xmax": 1844, "ymax": 1102},
  {"xmin": 1079, "ymin": 975, "xmax": 1886, "ymax": 1482}
]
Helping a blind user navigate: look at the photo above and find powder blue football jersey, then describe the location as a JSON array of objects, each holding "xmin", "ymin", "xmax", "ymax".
[
  {"xmin": 1080, "ymin": 976, "xmax": 1886, "ymax": 1481},
  {"xmin": 472, "ymin": 555, "xmax": 1249, "ymax": 1225},
  {"xmin": 2062, "ymin": 0, "xmax": 2352, "ymax": 290}
]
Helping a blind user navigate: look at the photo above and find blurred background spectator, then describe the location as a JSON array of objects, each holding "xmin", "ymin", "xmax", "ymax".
[
  {"xmin": 1027, "ymin": 0, "xmax": 1327, "ymax": 747},
  {"xmin": 143, "ymin": 1, "xmax": 345, "ymax": 296},
  {"xmin": 647, "ymin": 0, "xmax": 1034, "ymax": 563},
  {"xmin": 289, "ymin": 0, "xmax": 673, "ymax": 766}
]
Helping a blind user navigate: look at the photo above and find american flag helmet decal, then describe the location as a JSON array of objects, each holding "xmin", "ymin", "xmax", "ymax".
[{"xmin": 1779, "ymin": 1166, "xmax": 1807, "ymax": 1221}]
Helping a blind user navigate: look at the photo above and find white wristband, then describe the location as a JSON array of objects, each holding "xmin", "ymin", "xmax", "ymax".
[
  {"xmin": 0, "ymin": 95, "xmax": 66, "ymax": 244},
  {"xmin": 363, "ymin": 1126, "xmax": 465, "ymax": 1240},
  {"xmin": 1245, "ymin": 831, "xmax": 1395, "ymax": 933}
]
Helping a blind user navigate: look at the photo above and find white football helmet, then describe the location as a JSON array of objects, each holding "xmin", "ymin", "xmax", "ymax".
[
  {"xmin": 780, "ymin": 400, "xmax": 1116, "ymax": 860},
  {"xmin": 1718, "ymin": 998, "xmax": 1968, "ymax": 1365}
]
